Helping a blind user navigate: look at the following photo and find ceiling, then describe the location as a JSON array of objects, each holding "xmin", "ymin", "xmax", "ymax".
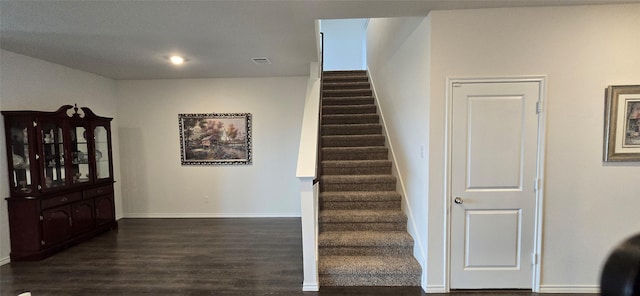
[{"xmin": 1, "ymin": 0, "xmax": 637, "ymax": 80}]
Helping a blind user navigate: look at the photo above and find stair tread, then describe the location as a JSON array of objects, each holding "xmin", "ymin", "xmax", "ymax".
[
  {"xmin": 319, "ymin": 209, "xmax": 406, "ymax": 223},
  {"xmin": 319, "ymin": 255, "xmax": 421, "ymax": 275},
  {"xmin": 321, "ymin": 191, "xmax": 401, "ymax": 201},
  {"xmin": 319, "ymin": 231, "xmax": 414, "ymax": 247},
  {"xmin": 321, "ymin": 174, "xmax": 395, "ymax": 183},
  {"xmin": 322, "ymin": 146, "xmax": 388, "ymax": 151},
  {"xmin": 323, "ymin": 104, "xmax": 376, "ymax": 108},
  {"xmin": 322, "ymin": 123, "xmax": 381, "ymax": 128},
  {"xmin": 322, "ymin": 135, "xmax": 384, "ymax": 139},
  {"xmin": 323, "ymin": 70, "xmax": 367, "ymax": 75},
  {"xmin": 322, "ymin": 160, "xmax": 391, "ymax": 167},
  {"xmin": 323, "ymin": 82, "xmax": 370, "ymax": 87}
]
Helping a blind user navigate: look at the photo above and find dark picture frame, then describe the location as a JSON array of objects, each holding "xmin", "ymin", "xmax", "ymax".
[
  {"xmin": 179, "ymin": 113, "xmax": 252, "ymax": 165},
  {"xmin": 604, "ymin": 85, "xmax": 640, "ymax": 162}
]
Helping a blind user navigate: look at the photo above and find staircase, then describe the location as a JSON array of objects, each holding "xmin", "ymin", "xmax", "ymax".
[{"xmin": 318, "ymin": 70, "xmax": 421, "ymax": 286}]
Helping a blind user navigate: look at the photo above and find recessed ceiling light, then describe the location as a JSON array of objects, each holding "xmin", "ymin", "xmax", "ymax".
[{"xmin": 169, "ymin": 55, "xmax": 185, "ymax": 65}]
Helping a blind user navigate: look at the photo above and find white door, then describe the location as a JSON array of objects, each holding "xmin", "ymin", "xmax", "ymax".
[{"xmin": 450, "ymin": 81, "xmax": 541, "ymax": 289}]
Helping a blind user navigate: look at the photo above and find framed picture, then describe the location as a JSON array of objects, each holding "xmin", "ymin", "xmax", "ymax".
[
  {"xmin": 178, "ymin": 113, "xmax": 252, "ymax": 165},
  {"xmin": 604, "ymin": 85, "xmax": 640, "ymax": 162}
]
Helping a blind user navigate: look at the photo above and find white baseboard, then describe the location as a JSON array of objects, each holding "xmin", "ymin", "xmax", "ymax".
[
  {"xmin": 425, "ymin": 285, "xmax": 446, "ymax": 293},
  {"xmin": 123, "ymin": 213, "xmax": 301, "ymax": 218},
  {"xmin": 302, "ymin": 282, "xmax": 319, "ymax": 291},
  {"xmin": 0, "ymin": 256, "xmax": 10, "ymax": 266},
  {"xmin": 539, "ymin": 285, "xmax": 599, "ymax": 293}
]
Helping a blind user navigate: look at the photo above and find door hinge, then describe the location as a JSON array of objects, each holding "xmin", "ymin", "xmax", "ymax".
[
  {"xmin": 536, "ymin": 101, "xmax": 543, "ymax": 114},
  {"xmin": 531, "ymin": 253, "xmax": 539, "ymax": 265},
  {"xmin": 534, "ymin": 178, "xmax": 540, "ymax": 192}
]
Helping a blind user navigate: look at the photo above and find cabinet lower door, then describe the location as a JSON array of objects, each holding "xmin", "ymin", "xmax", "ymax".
[
  {"xmin": 72, "ymin": 200, "xmax": 95, "ymax": 235},
  {"xmin": 42, "ymin": 206, "xmax": 72, "ymax": 246},
  {"xmin": 95, "ymin": 194, "xmax": 115, "ymax": 226}
]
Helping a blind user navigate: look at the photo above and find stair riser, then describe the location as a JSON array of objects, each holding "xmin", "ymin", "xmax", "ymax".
[
  {"xmin": 322, "ymin": 97, "xmax": 375, "ymax": 106},
  {"xmin": 322, "ymin": 166, "xmax": 392, "ymax": 175},
  {"xmin": 319, "ymin": 274, "xmax": 420, "ymax": 287},
  {"xmin": 322, "ymin": 125, "xmax": 381, "ymax": 136},
  {"xmin": 323, "ymin": 90, "xmax": 373, "ymax": 97},
  {"xmin": 323, "ymin": 82, "xmax": 371, "ymax": 90},
  {"xmin": 323, "ymin": 106, "xmax": 377, "ymax": 115},
  {"xmin": 322, "ymin": 183, "xmax": 396, "ymax": 192},
  {"xmin": 323, "ymin": 76, "xmax": 369, "ymax": 83},
  {"xmin": 321, "ymin": 148, "xmax": 389, "ymax": 160},
  {"xmin": 319, "ymin": 246, "xmax": 413, "ymax": 257},
  {"xmin": 320, "ymin": 223, "xmax": 407, "ymax": 232},
  {"xmin": 321, "ymin": 201, "xmax": 400, "ymax": 210},
  {"xmin": 322, "ymin": 115, "xmax": 380, "ymax": 125},
  {"xmin": 322, "ymin": 151, "xmax": 388, "ymax": 161},
  {"xmin": 323, "ymin": 71, "xmax": 367, "ymax": 77},
  {"xmin": 322, "ymin": 137, "xmax": 385, "ymax": 147}
]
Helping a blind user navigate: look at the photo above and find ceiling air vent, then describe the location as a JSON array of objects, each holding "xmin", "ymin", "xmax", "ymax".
[{"xmin": 251, "ymin": 57, "xmax": 271, "ymax": 65}]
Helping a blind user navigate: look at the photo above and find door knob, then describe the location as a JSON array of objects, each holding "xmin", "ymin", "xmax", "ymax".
[{"xmin": 454, "ymin": 197, "xmax": 463, "ymax": 204}]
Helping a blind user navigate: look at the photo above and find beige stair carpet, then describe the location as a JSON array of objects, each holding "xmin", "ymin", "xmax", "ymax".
[{"xmin": 318, "ymin": 70, "xmax": 421, "ymax": 287}]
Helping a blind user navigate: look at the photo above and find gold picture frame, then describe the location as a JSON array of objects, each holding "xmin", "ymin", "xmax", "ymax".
[{"xmin": 604, "ymin": 85, "xmax": 640, "ymax": 162}]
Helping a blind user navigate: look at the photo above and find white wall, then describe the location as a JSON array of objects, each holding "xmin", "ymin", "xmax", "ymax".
[
  {"xmin": 365, "ymin": 3, "xmax": 640, "ymax": 292},
  {"xmin": 0, "ymin": 50, "xmax": 122, "ymax": 263},
  {"xmin": 116, "ymin": 77, "xmax": 308, "ymax": 217},
  {"xmin": 321, "ymin": 19, "xmax": 368, "ymax": 71},
  {"xmin": 366, "ymin": 16, "xmax": 431, "ymax": 289},
  {"xmin": 427, "ymin": 4, "xmax": 640, "ymax": 292}
]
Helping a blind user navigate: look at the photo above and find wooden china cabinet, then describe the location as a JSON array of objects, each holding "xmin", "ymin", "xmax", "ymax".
[{"xmin": 2, "ymin": 105, "xmax": 117, "ymax": 261}]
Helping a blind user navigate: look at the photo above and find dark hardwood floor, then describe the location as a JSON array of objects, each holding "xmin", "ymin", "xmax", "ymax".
[{"xmin": 1, "ymin": 218, "xmax": 597, "ymax": 295}]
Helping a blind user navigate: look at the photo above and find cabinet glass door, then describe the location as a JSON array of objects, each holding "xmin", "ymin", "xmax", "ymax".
[
  {"xmin": 9, "ymin": 122, "xmax": 33, "ymax": 193},
  {"xmin": 40, "ymin": 122, "xmax": 67, "ymax": 189},
  {"xmin": 70, "ymin": 125, "xmax": 91, "ymax": 184},
  {"xmin": 94, "ymin": 125, "xmax": 111, "ymax": 180}
]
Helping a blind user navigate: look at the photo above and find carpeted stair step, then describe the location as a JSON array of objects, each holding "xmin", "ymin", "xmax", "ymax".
[
  {"xmin": 318, "ymin": 231, "xmax": 414, "ymax": 256},
  {"xmin": 319, "ymin": 255, "xmax": 421, "ymax": 286},
  {"xmin": 322, "ymin": 147, "xmax": 388, "ymax": 161},
  {"xmin": 323, "ymin": 70, "xmax": 367, "ymax": 77},
  {"xmin": 323, "ymin": 89, "xmax": 373, "ymax": 97},
  {"xmin": 323, "ymin": 75, "xmax": 369, "ymax": 83},
  {"xmin": 321, "ymin": 135, "xmax": 385, "ymax": 147},
  {"xmin": 322, "ymin": 96, "xmax": 375, "ymax": 106},
  {"xmin": 320, "ymin": 191, "xmax": 401, "ymax": 210},
  {"xmin": 321, "ymin": 175, "xmax": 396, "ymax": 192},
  {"xmin": 322, "ymin": 123, "xmax": 382, "ymax": 136},
  {"xmin": 319, "ymin": 209, "xmax": 407, "ymax": 231},
  {"xmin": 323, "ymin": 104, "xmax": 377, "ymax": 115},
  {"xmin": 322, "ymin": 114, "xmax": 380, "ymax": 125},
  {"xmin": 322, "ymin": 160, "xmax": 392, "ymax": 175},
  {"xmin": 323, "ymin": 81, "xmax": 371, "ymax": 90}
]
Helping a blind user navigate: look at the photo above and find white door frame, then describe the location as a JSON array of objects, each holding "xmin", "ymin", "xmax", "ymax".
[{"xmin": 443, "ymin": 76, "xmax": 547, "ymax": 292}]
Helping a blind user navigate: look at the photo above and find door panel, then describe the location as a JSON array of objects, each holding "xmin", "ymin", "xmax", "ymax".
[
  {"xmin": 467, "ymin": 96, "xmax": 524, "ymax": 190},
  {"xmin": 450, "ymin": 81, "xmax": 540, "ymax": 289},
  {"xmin": 465, "ymin": 209, "xmax": 521, "ymax": 269},
  {"xmin": 42, "ymin": 205, "xmax": 72, "ymax": 246}
]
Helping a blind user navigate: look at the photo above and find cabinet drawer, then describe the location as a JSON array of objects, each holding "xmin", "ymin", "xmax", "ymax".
[
  {"xmin": 41, "ymin": 192, "xmax": 82, "ymax": 210},
  {"xmin": 83, "ymin": 185, "xmax": 113, "ymax": 199}
]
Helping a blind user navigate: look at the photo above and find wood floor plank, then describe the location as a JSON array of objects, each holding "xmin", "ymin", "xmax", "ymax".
[{"xmin": 1, "ymin": 218, "xmax": 597, "ymax": 296}]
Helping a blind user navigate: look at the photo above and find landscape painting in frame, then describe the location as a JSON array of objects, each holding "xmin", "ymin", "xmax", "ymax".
[
  {"xmin": 604, "ymin": 85, "xmax": 640, "ymax": 162},
  {"xmin": 179, "ymin": 113, "xmax": 252, "ymax": 165}
]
